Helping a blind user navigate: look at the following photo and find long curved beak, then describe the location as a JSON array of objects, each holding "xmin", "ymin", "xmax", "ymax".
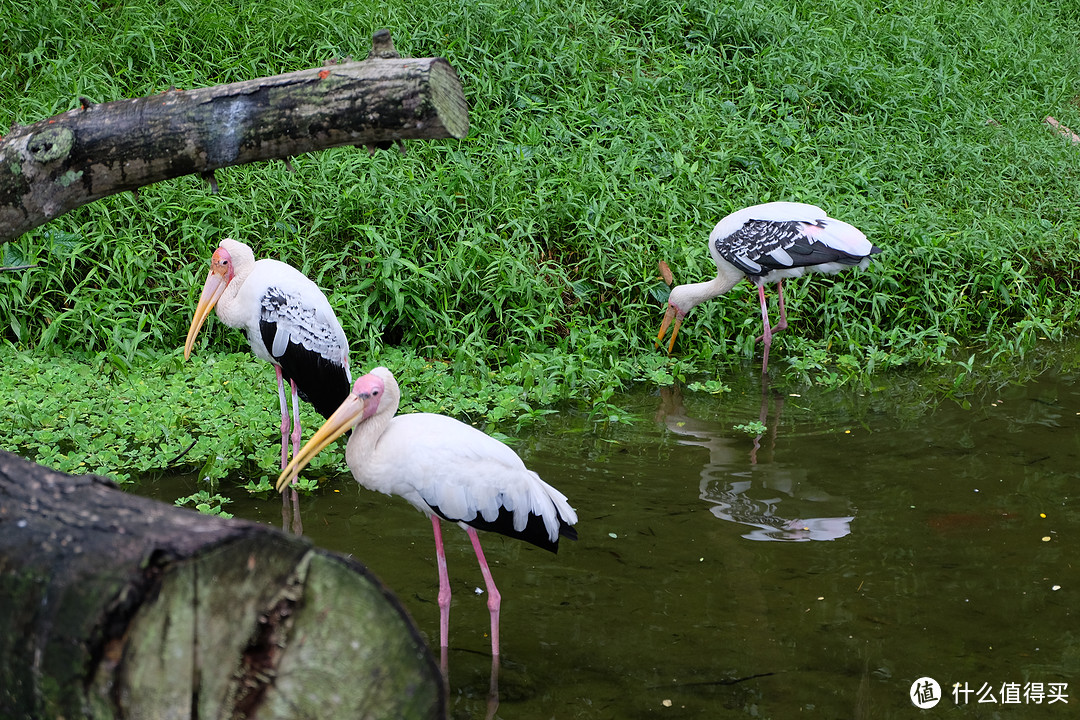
[
  {"xmin": 275, "ymin": 393, "xmax": 366, "ymax": 492},
  {"xmin": 656, "ymin": 304, "xmax": 684, "ymax": 354},
  {"xmin": 183, "ymin": 270, "xmax": 229, "ymax": 360}
]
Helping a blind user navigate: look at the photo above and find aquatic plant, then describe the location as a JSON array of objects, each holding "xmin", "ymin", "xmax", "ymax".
[{"xmin": 174, "ymin": 490, "xmax": 234, "ymax": 518}]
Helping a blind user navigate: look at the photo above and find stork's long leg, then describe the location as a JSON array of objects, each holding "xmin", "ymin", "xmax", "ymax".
[
  {"xmin": 276, "ymin": 368, "xmax": 304, "ymax": 535},
  {"xmin": 466, "ymin": 526, "xmax": 502, "ymax": 659},
  {"xmin": 432, "ymin": 516, "xmax": 452, "ymax": 652},
  {"xmin": 757, "ymin": 284, "xmax": 772, "ymax": 375},
  {"xmin": 486, "ymin": 654, "xmax": 501, "ymax": 720},
  {"xmin": 773, "ymin": 280, "xmax": 789, "ymax": 334},
  {"xmin": 275, "ymin": 366, "xmax": 290, "ymax": 470},
  {"xmin": 289, "ymin": 378, "xmax": 302, "ymax": 462},
  {"xmin": 755, "ymin": 281, "xmax": 791, "ymax": 341}
]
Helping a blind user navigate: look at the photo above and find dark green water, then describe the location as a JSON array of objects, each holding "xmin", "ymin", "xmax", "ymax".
[{"xmin": 144, "ymin": 364, "xmax": 1080, "ymax": 718}]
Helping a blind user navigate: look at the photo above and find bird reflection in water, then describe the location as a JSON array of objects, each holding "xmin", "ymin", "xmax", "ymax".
[
  {"xmin": 281, "ymin": 487, "xmax": 303, "ymax": 536},
  {"xmin": 656, "ymin": 381, "xmax": 855, "ymax": 542}
]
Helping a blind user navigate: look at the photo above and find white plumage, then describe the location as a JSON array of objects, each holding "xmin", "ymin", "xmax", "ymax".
[
  {"xmin": 184, "ymin": 238, "xmax": 352, "ymax": 471},
  {"xmin": 352, "ymin": 410, "xmax": 575, "ymax": 545},
  {"xmin": 657, "ymin": 202, "xmax": 880, "ymax": 373},
  {"xmin": 275, "ymin": 366, "xmax": 578, "ymax": 658}
]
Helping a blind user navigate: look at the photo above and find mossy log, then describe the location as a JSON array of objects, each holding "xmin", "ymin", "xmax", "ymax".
[
  {"xmin": 0, "ymin": 449, "xmax": 446, "ymax": 719},
  {"xmin": 0, "ymin": 29, "xmax": 469, "ymax": 243}
]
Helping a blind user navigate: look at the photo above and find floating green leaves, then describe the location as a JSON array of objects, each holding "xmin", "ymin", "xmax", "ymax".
[{"xmin": 175, "ymin": 489, "xmax": 234, "ymax": 518}]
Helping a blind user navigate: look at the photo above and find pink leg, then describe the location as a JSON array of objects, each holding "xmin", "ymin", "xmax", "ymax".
[
  {"xmin": 287, "ymin": 379, "xmax": 304, "ymax": 533},
  {"xmin": 276, "ymin": 367, "xmax": 294, "ymax": 532},
  {"xmin": 275, "ymin": 368, "xmax": 304, "ymax": 535},
  {"xmin": 754, "ymin": 283, "xmax": 789, "ymax": 340},
  {"xmin": 757, "ymin": 285, "xmax": 772, "ymax": 375},
  {"xmin": 432, "ymin": 516, "xmax": 452, "ymax": 650},
  {"xmin": 773, "ymin": 280, "xmax": 789, "ymax": 333},
  {"xmin": 275, "ymin": 366, "xmax": 290, "ymax": 471},
  {"xmin": 486, "ymin": 654, "xmax": 500, "ymax": 720},
  {"xmin": 466, "ymin": 527, "xmax": 501, "ymax": 658},
  {"xmin": 289, "ymin": 378, "xmax": 302, "ymax": 463}
]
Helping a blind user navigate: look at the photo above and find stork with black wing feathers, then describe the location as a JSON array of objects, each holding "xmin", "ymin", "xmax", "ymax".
[
  {"xmin": 184, "ymin": 238, "xmax": 352, "ymax": 473},
  {"xmin": 275, "ymin": 366, "xmax": 578, "ymax": 660},
  {"xmin": 657, "ymin": 202, "xmax": 880, "ymax": 373}
]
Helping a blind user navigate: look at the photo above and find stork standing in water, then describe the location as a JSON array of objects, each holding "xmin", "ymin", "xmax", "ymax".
[
  {"xmin": 184, "ymin": 237, "xmax": 352, "ymax": 483},
  {"xmin": 275, "ymin": 367, "xmax": 578, "ymax": 661},
  {"xmin": 657, "ymin": 202, "xmax": 880, "ymax": 374}
]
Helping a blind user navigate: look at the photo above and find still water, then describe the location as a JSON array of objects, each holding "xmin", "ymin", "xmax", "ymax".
[{"xmin": 145, "ymin": 362, "xmax": 1079, "ymax": 718}]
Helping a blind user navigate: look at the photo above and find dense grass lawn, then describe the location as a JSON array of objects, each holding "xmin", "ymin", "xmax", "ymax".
[{"xmin": 2, "ymin": 0, "xmax": 1080, "ymax": 477}]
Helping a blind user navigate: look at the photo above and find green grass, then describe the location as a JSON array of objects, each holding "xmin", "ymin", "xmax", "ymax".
[
  {"xmin": 0, "ymin": 343, "xmax": 683, "ymax": 484},
  {"xmin": 2, "ymin": 0, "xmax": 1080, "ymax": 481}
]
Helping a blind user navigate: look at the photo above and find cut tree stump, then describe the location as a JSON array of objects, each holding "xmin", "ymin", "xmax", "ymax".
[
  {"xmin": 0, "ymin": 449, "xmax": 446, "ymax": 719},
  {"xmin": 0, "ymin": 29, "xmax": 469, "ymax": 243}
]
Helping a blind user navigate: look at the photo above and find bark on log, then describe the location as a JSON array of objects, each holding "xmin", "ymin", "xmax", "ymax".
[
  {"xmin": 0, "ymin": 449, "xmax": 446, "ymax": 719},
  {"xmin": 0, "ymin": 29, "xmax": 469, "ymax": 243}
]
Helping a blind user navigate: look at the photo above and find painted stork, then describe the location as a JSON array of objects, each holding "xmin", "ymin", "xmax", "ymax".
[
  {"xmin": 183, "ymin": 238, "xmax": 352, "ymax": 472},
  {"xmin": 657, "ymin": 202, "xmax": 880, "ymax": 373},
  {"xmin": 275, "ymin": 366, "xmax": 578, "ymax": 659}
]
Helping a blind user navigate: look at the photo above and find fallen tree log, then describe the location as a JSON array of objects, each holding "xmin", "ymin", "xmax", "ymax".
[
  {"xmin": 0, "ymin": 450, "xmax": 446, "ymax": 719},
  {"xmin": 0, "ymin": 29, "xmax": 469, "ymax": 243}
]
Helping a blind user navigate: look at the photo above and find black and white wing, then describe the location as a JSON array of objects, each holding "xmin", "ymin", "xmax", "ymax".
[
  {"xmin": 379, "ymin": 413, "xmax": 579, "ymax": 554},
  {"xmin": 259, "ymin": 287, "xmax": 351, "ymax": 419},
  {"xmin": 712, "ymin": 202, "xmax": 879, "ymax": 282}
]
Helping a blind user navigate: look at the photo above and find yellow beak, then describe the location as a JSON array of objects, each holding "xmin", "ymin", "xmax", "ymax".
[
  {"xmin": 183, "ymin": 268, "xmax": 229, "ymax": 360},
  {"xmin": 275, "ymin": 392, "xmax": 366, "ymax": 492},
  {"xmin": 655, "ymin": 304, "xmax": 684, "ymax": 354}
]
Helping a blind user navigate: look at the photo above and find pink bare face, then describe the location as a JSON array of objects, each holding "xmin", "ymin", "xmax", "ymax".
[
  {"xmin": 352, "ymin": 373, "xmax": 385, "ymax": 421},
  {"xmin": 275, "ymin": 370, "xmax": 386, "ymax": 491},
  {"xmin": 183, "ymin": 245, "xmax": 236, "ymax": 360},
  {"xmin": 210, "ymin": 246, "xmax": 234, "ymax": 282}
]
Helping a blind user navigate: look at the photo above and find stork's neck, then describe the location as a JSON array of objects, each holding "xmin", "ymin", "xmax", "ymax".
[
  {"xmin": 213, "ymin": 254, "xmax": 256, "ymax": 329},
  {"xmin": 669, "ymin": 269, "xmax": 742, "ymax": 314},
  {"xmin": 344, "ymin": 404, "xmax": 395, "ymax": 472}
]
